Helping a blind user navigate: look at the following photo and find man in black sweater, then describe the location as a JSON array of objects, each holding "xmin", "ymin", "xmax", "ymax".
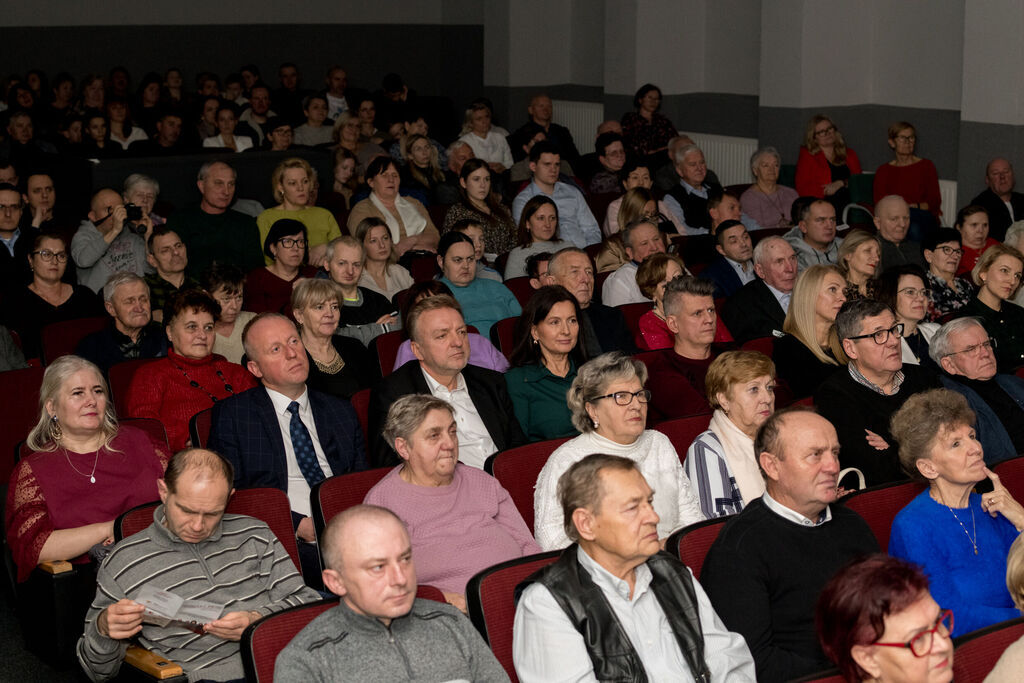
[
  {"xmin": 815, "ymin": 299, "xmax": 941, "ymax": 486},
  {"xmin": 702, "ymin": 408, "xmax": 879, "ymax": 683}
]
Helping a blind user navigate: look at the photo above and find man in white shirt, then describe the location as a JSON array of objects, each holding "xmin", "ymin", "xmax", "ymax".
[
  {"xmin": 512, "ymin": 141, "xmax": 601, "ymax": 248},
  {"xmin": 663, "ymin": 144, "xmax": 722, "ymax": 235},
  {"xmin": 368, "ymin": 295, "xmax": 525, "ymax": 468},
  {"xmin": 601, "ymin": 218, "xmax": 666, "ymax": 307},
  {"xmin": 514, "ymin": 453, "xmax": 755, "ymax": 682}
]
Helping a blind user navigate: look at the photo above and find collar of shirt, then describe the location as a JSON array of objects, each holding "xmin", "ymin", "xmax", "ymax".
[
  {"xmin": 577, "ymin": 545, "xmax": 652, "ymax": 602},
  {"xmin": 0, "ymin": 227, "xmax": 20, "ymax": 256},
  {"xmin": 727, "ymin": 257, "xmax": 754, "ymax": 277},
  {"xmin": 847, "ymin": 362, "xmax": 904, "ymax": 395},
  {"xmin": 679, "ymin": 180, "xmax": 708, "ymax": 198},
  {"xmin": 421, "ymin": 365, "xmax": 467, "ymax": 396},
  {"xmin": 265, "ymin": 385, "xmax": 311, "ymax": 417},
  {"xmin": 762, "ymin": 491, "xmax": 832, "ymax": 526},
  {"xmin": 764, "ymin": 281, "xmax": 791, "ymax": 311}
]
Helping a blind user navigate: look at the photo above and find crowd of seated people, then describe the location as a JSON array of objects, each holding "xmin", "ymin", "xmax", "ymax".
[{"xmin": 8, "ymin": 62, "xmax": 1024, "ymax": 682}]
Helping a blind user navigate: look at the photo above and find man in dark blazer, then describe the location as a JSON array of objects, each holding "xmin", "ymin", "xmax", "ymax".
[
  {"xmin": 721, "ymin": 236, "xmax": 797, "ymax": 343},
  {"xmin": 369, "ymin": 295, "xmax": 526, "ymax": 468},
  {"xmin": 699, "ymin": 219, "xmax": 756, "ymax": 299},
  {"xmin": 208, "ymin": 313, "xmax": 366, "ymax": 581},
  {"xmin": 970, "ymin": 157, "xmax": 1024, "ymax": 241}
]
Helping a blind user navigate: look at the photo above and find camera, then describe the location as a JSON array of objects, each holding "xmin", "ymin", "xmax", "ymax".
[{"xmin": 123, "ymin": 203, "xmax": 146, "ymax": 235}]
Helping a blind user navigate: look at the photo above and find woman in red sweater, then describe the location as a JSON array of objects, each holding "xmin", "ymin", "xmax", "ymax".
[
  {"xmin": 125, "ymin": 289, "xmax": 256, "ymax": 450},
  {"xmin": 795, "ymin": 114, "xmax": 861, "ymax": 215}
]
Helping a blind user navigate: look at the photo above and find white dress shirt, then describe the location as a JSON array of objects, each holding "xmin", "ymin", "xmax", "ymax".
[
  {"xmin": 421, "ymin": 368, "xmax": 496, "ymax": 469},
  {"xmin": 727, "ymin": 257, "xmax": 756, "ymax": 286},
  {"xmin": 266, "ymin": 387, "xmax": 334, "ymax": 518},
  {"xmin": 602, "ymin": 261, "xmax": 649, "ymax": 307},
  {"xmin": 513, "ymin": 545, "xmax": 756, "ymax": 682},
  {"xmin": 761, "ymin": 491, "xmax": 832, "ymax": 527}
]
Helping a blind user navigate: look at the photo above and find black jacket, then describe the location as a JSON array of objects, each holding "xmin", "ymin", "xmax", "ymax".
[{"xmin": 721, "ymin": 278, "xmax": 786, "ymax": 344}]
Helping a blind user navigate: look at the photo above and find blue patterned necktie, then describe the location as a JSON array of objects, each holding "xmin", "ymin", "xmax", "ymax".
[{"xmin": 287, "ymin": 401, "xmax": 325, "ymax": 487}]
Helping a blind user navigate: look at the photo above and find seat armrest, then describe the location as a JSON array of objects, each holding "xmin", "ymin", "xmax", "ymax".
[
  {"xmin": 125, "ymin": 646, "xmax": 184, "ymax": 679},
  {"xmin": 37, "ymin": 560, "xmax": 73, "ymax": 574}
]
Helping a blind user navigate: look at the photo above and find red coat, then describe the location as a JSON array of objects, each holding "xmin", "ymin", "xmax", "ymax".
[{"xmin": 795, "ymin": 147, "xmax": 862, "ymax": 198}]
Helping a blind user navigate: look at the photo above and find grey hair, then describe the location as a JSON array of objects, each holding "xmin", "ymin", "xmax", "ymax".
[
  {"xmin": 325, "ymin": 235, "xmax": 364, "ymax": 263},
  {"xmin": 197, "ymin": 160, "xmax": 235, "ymax": 182},
  {"xmin": 547, "ymin": 246, "xmax": 589, "ymax": 278},
  {"xmin": 674, "ymin": 143, "xmax": 702, "ymax": 165},
  {"xmin": 750, "ymin": 146, "xmax": 782, "ymax": 177},
  {"xmin": 752, "ymin": 235, "xmax": 790, "ymax": 268},
  {"xmin": 621, "ymin": 217, "xmax": 661, "ymax": 250},
  {"xmin": 834, "ymin": 299, "xmax": 894, "ymax": 341},
  {"xmin": 1005, "ymin": 221, "xmax": 1024, "ymax": 252},
  {"xmin": 928, "ymin": 317, "xmax": 987, "ymax": 365},
  {"xmin": 447, "ymin": 139, "xmax": 472, "ymax": 157},
  {"xmin": 663, "ymin": 276, "xmax": 715, "ymax": 318},
  {"xmin": 123, "ymin": 173, "xmax": 160, "ymax": 196},
  {"xmin": 26, "ymin": 356, "xmax": 119, "ymax": 451},
  {"xmin": 102, "ymin": 271, "xmax": 148, "ymax": 303},
  {"xmin": 381, "ymin": 394, "xmax": 455, "ymax": 450},
  {"xmin": 567, "ymin": 352, "xmax": 648, "ymax": 433}
]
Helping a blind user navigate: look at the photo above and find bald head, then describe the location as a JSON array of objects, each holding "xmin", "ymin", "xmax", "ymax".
[
  {"xmin": 88, "ymin": 188, "xmax": 124, "ymax": 230},
  {"xmin": 322, "ymin": 504, "xmax": 408, "ymax": 571},
  {"xmin": 596, "ymin": 120, "xmax": 622, "ymax": 137},
  {"xmin": 873, "ymin": 195, "xmax": 911, "ymax": 243},
  {"xmin": 163, "ymin": 447, "xmax": 235, "ymax": 494}
]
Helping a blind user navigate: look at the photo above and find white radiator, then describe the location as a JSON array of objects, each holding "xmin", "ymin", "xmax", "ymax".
[
  {"xmin": 682, "ymin": 132, "xmax": 759, "ymax": 187},
  {"xmin": 552, "ymin": 100, "xmax": 605, "ymax": 154},
  {"xmin": 939, "ymin": 179, "xmax": 957, "ymax": 224}
]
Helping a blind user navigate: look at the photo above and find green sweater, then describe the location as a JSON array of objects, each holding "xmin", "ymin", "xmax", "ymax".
[{"xmin": 505, "ymin": 361, "xmax": 579, "ymax": 441}]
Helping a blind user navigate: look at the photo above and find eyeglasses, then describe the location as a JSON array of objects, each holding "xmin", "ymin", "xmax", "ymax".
[
  {"xmin": 944, "ymin": 338, "xmax": 997, "ymax": 358},
  {"xmin": 848, "ymin": 323, "xmax": 905, "ymax": 345},
  {"xmin": 589, "ymin": 389, "xmax": 651, "ymax": 406},
  {"xmin": 815, "ymin": 126, "xmax": 836, "ymax": 136},
  {"xmin": 898, "ymin": 287, "xmax": 930, "ymax": 300},
  {"xmin": 278, "ymin": 238, "xmax": 307, "ymax": 248},
  {"xmin": 874, "ymin": 609, "xmax": 953, "ymax": 657},
  {"xmin": 935, "ymin": 246, "xmax": 963, "ymax": 257},
  {"xmin": 0, "ymin": 203, "xmax": 22, "ymax": 213},
  {"xmin": 31, "ymin": 249, "xmax": 68, "ymax": 263},
  {"xmin": 895, "ymin": 135, "xmax": 917, "ymax": 143}
]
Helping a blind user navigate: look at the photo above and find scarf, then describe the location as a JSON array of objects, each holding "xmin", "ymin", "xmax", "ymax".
[
  {"xmin": 708, "ymin": 409, "xmax": 765, "ymax": 504},
  {"xmin": 370, "ymin": 192, "xmax": 427, "ymax": 243}
]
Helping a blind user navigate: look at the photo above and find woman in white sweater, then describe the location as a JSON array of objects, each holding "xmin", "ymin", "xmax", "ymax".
[{"xmin": 533, "ymin": 352, "xmax": 704, "ymax": 550}]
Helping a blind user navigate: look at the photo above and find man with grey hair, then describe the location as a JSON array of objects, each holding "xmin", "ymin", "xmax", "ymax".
[
  {"xmin": 275, "ymin": 504, "xmax": 508, "ymax": 682},
  {"xmin": 601, "ymin": 218, "xmax": 667, "ymax": 307},
  {"xmin": 543, "ymin": 247, "xmax": 636, "ymax": 353},
  {"xmin": 931, "ymin": 316, "xmax": 1024, "ymax": 463},
  {"xmin": 646, "ymin": 276, "xmax": 730, "ymax": 421},
  {"xmin": 783, "ymin": 199, "xmax": 842, "ymax": 271},
  {"xmin": 655, "ymin": 135, "xmax": 722, "ymax": 193},
  {"xmin": 970, "ymin": 157, "xmax": 1024, "ymax": 241},
  {"xmin": 721, "ymin": 236, "xmax": 798, "ymax": 343},
  {"xmin": 515, "ymin": 453, "xmax": 754, "ymax": 682},
  {"xmin": 815, "ymin": 299, "xmax": 941, "ymax": 487},
  {"xmin": 875, "ymin": 194, "xmax": 926, "ymax": 271},
  {"xmin": 165, "ymin": 160, "xmax": 263, "ymax": 276},
  {"xmin": 702, "ymin": 408, "xmax": 878, "ymax": 683},
  {"xmin": 663, "ymin": 144, "xmax": 723, "ymax": 235},
  {"xmin": 75, "ymin": 271, "xmax": 167, "ymax": 374}
]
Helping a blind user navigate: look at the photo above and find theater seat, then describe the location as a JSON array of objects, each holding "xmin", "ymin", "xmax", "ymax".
[
  {"xmin": 839, "ymin": 480, "xmax": 926, "ymax": 550},
  {"xmin": 789, "ymin": 670, "xmax": 845, "ymax": 683},
  {"xmin": 40, "ymin": 316, "xmax": 109, "ymax": 365},
  {"xmin": 310, "ymin": 468, "xmax": 392, "ymax": 548},
  {"xmin": 653, "ymin": 414, "xmax": 713, "ymax": 465},
  {"xmin": 993, "ymin": 455, "xmax": 1024, "ymax": 504},
  {"xmin": 490, "ymin": 316, "xmax": 518, "ymax": 360},
  {"xmin": 349, "ymin": 388, "xmax": 371, "ymax": 450},
  {"xmin": 109, "ymin": 358, "xmax": 159, "ymax": 416},
  {"xmin": 952, "ymin": 615, "xmax": 1024, "ymax": 682},
  {"xmin": 503, "ymin": 276, "xmax": 535, "ymax": 308},
  {"xmin": 371, "ymin": 329, "xmax": 405, "ymax": 377},
  {"xmin": 666, "ymin": 516, "xmax": 731, "ymax": 580},
  {"xmin": 188, "ymin": 407, "xmax": 213, "ymax": 448},
  {"xmin": 484, "ymin": 438, "xmax": 571, "ymax": 533},
  {"xmin": 0, "ymin": 365, "xmax": 44, "ymax": 485}
]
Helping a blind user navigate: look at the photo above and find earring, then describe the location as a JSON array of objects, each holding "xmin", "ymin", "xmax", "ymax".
[
  {"xmin": 592, "ymin": 418, "xmax": 599, "ymax": 429},
  {"xmin": 50, "ymin": 414, "xmax": 63, "ymax": 442}
]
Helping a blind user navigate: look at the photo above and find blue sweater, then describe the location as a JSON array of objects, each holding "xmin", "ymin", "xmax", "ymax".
[
  {"xmin": 889, "ymin": 489, "xmax": 1019, "ymax": 636},
  {"xmin": 439, "ymin": 276, "xmax": 521, "ymax": 338}
]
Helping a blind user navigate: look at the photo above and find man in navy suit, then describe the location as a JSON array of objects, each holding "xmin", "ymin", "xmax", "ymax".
[
  {"xmin": 699, "ymin": 219, "xmax": 755, "ymax": 299},
  {"xmin": 208, "ymin": 312, "xmax": 366, "ymax": 581},
  {"xmin": 721, "ymin": 236, "xmax": 798, "ymax": 344}
]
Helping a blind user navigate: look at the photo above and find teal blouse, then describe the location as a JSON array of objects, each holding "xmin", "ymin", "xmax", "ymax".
[
  {"xmin": 439, "ymin": 276, "xmax": 521, "ymax": 339},
  {"xmin": 504, "ymin": 360, "xmax": 580, "ymax": 442}
]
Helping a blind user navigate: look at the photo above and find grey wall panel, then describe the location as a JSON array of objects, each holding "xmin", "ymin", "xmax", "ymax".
[{"xmin": 957, "ymin": 122, "xmax": 1024, "ymax": 204}]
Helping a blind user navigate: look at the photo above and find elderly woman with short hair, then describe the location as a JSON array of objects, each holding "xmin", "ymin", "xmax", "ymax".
[
  {"xmin": 364, "ymin": 394, "xmax": 540, "ymax": 611},
  {"xmin": 122, "ymin": 173, "xmax": 165, "ymax": 226},
  {"xmin": 923, "ymin": 227, "xmax": 975, "ymax": 321},
  {"xmin": 889, "ymin": 388, "xmax": 1024, "ymax": 636},
  {"xmin": 685, "ymin": 351, "xmax": 775, "ymax": 519},
  {"xmin": 740, "ymin": 147, "xmax": 799, "ymax": 229},
  {"xmin": 533, "ymin": 352, "xmax": 704, "ymax": 550}
]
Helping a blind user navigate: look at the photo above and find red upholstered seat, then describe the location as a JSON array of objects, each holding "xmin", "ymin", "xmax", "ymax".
[
  {"xmin": 666, "ymin": 516, "xmax": 731, "ymax": 580},
  {"xmin": 40, "ymin": 316, "xmax": 109, "ymax": 365},
  {"xmin": 466, "ymin": 551, "xmax": 561, "ymax": 683},
  {"xmin": 484, "ymin": 438, "xmax": 570, "ymax": 534},
  {"xmin": 372, "ymin": 329, "xmax": 405, "ymax": 377},
  {"xmin": 108, "ymin": 357, "xmax": 158, "ymax": 416},
  {"xmin": 741, "ymin": 336, "xmax": 775, "ymax": 357},
  {"xmin": 952, "ymin": 616, "xmax": 1024, "ymax": 682},
  {"xmin": 349, "ymin": 388, "xmax": 371, "ymax": 450},
  {"xmin": 839, "ymin": 480, "xmax": 926, "ymax": 550},
  {"xmin": 993, "ymin": 455, "xmax": 1024, "ymax": 504},
  {"xmin": 491, "ymin": 316, "xmax": 518, "ymax": 360},
  {"xmin": 653, "ymin": 414, "xmax": 713, "ymax": 466},
  {"xmin": 310, "ymin": 468, "xmax": 392, "ymax": 544},
  {"xmin": 788, "ymin": 671, "xmax": 846, "ymax": 683},
  {"xmin": 617, "ymin": 301, "xmax": 651, "ymax": 347},
  {"xmin": 503, "ymin": 276, "xmax": 535, "ymax": 308},
  {"xmin": 188, "ymin": 407, "xmax": 213, "ymax": 448},
  {"xmin": 0, "ymin": 365, "xmax": 44, "ymax": 484}
]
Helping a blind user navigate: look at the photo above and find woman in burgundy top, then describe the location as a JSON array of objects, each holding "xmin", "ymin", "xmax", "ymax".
[
  {"xmin": 5, "ymin": 356, "xmax": 168, "ymax": 582},
  {"xmin": 244, "ymin": 218, "xmax": 318, "ymax": 315},
  {"xmin": 125, "ymin": 289, "xmax": 256, "ymax": 450}
]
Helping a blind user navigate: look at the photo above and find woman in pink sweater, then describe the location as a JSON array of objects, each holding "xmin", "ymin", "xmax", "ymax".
[{"xmin": 364, "ymin": 394, "xmax": 540, "ymax": 612}]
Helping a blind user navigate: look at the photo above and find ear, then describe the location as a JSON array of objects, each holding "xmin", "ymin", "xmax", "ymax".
[
  {"xmin": 247, "ymin": 358, "xmax": 264, "ymax": 379},
  {"xmin": 850, "ymin": 644, "xmax": 882, "ymax": 680},
  {"xmin": 44, "ymin": 398, "xmax": 55, "ymax": 419},
  {"xmin": 759, "ymin": 451, "xmax": 781, "ymax": 482},
  {"xmin": 529, "ymin": 161, "xmax": 537, "ymax": 175},
  {"xmin": 665, "ymin": 313, "xmax": 681, "ymax": 335},
  {"xmin": 939, "ymin": 355, "xmax": 958, "ymax": 375},
  {"xmin": 873, "ymin": 216, "xmax": 882, "ymax": 231},
  {"xmin": 715, "ymin": 244, "xmax": 726, "ymax": 257},
  {"xmin": 754, "ymin": 262, "xmax": 766, "ymax": 280},
  {"xmin": 393, "ymin": 436, "xmax": 413, "ymax": 462},
  {"xmin": 923, "ymin": 249, "xmax": 934, "ymax": 265},
  {"xmin": 157, "ymin": 478, "xmax": 169, "ymax": 504},
  {"xmin": 436, "ymin": 254, "xmax": 443, "ymax": 270},
  {"xmin": 715, "ymin": 392, "xmax": 730, "ymax": 413},
  {"xmin": 104, "ymin": 300, "xmax": 116, "ymax": 318},
  {"xmin": 799, "ymin": 222, "xmax": 808, "ymax": 236},
  {"xmin": 146, "ymin": 252, "xmax": 157, "ymax": 269},
  {"xmin": 321, "ymin": 568, "xmax": 347, "ymax": 597},
  {"xmin": 842, "ymin": 338, "xmax": 858, "ymax": 360},
  {"xmin": 410, "ymin": 339, "xmax": 425, "ymax": 362},
  {"xmin": 915, "ymin": 457, "xmax": 940, "ymax": 481},
  {"xmin": 196, "ymin": 179, "xmax": 204, "ymax": 195},
  {"xmin": 624, "ymin": 246, "xmax": 635, "ymax": 262},
  {"xmin": 572, "ymin": 507, "xmax": 596, "ymax": 542},
  {"xmin": 584, "ymin": 401, "xmax": 599, "ymax": 425}
]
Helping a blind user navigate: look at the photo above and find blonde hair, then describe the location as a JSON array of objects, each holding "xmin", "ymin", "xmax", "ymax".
[
  {"xmin": 27, "ymin": 356, "xmax": 119, "ymax": 452},
  {"xmin": 616, "ymin": 187, "xmax": 655, "ymax": 232},
  {"xmin": 837, "ymin": 229, "xmax": 881, "ymax": 279},
  {"xmin": 804, "ymin": 114, "xmax": 849, "ymax": 164},
  {"xmin": 1006, "ymin": 534, "xmax": 1024, "ymax": 612},
  {"xmin": 973, "ymin": 242, "xmax": 1024, "ymax": 289},
  {"xmin": 271, "ymin": 157, "xmax": 313, "ymax": 203},
  {"xmin": 291, "ymin": 278, "xmax": 342, "ymax": 317},
  {"xmin": 783, "ymin": 265, "xmax": 846, "ymax": 366},
  {"xmin": 705, "ymin": 351, "xmax": 775, "ymax": 408},
  {"xmin": 402, "ymin": 133, "xmax": 444, "ymax": 184}
]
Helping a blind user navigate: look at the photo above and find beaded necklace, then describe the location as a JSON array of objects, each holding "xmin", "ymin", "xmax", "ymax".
[{"xmin": 171, "ymin": 360, "xmax": 235, "ymax": 404}]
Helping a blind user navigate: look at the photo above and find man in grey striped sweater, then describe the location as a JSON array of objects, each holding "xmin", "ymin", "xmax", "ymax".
[{"xmin": 77, "ymin": 449, "xmax": 320, "ymax": 682}]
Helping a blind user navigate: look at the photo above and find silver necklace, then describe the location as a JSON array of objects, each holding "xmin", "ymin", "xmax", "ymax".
[
  {"xmin": 942, "ymin": 498, "xmax": 978, "ymax": 555},
  {"xmin": 64, "ymin": 447, "xmax": 99, "ymax": 484}
]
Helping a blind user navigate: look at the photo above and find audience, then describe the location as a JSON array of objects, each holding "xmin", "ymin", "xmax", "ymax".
[
  {"xmin": 436, "ymin": 231, "xmax": 520, "ymax": 338},
  {"xmin": 292, "ymin": 93, "xmax": 334, "ymax": 146},
  {"xmin": 322, "ymin": 235, "xmax": 398, "ymax": 347},
  {"xmin": 347, "ymin": 156, "xmax": 439, "ymax": 256},
  {"xmin": 635, "ymin": 252, "xmax": 686, "ymax": 350},
  {"xmin": 202, "ymin": 263, "xmax": 254, "ymax": 364},
  {"xmin": 875, "ymin": 194, "xmax": 926, "ymax": 271},
  {"xmin": 450, "ymin": 218, "xmax": 502, "ymax": 281},
  {"xmin": 796, "ymin": 114, "xmax": 861, "ymax": 214},
  {"xmin": 923, "ymin": 227, "xmax": 974, "ymax": 320},
  {"xmin": 144, "ymin": 226, "xmax": 197, "ymax": 320},
  {"xmin": 603, "ymin": 159, "xmax": 686, "ymax": 235},
  {"xmin": 256, "ymin": 157, "xmax": 342, "ymax": 267},
  {"xmin": 889, "ymin": 389, "xmax": 1024, "ymax": 636},
  {"xmin": 72, "ymin": 187, "xmax": 152, "ymax": 293},
  {"xmin": 620, "ymin": 83, "xmax": 676, "ymax": 159},
  {"xmin": 534, "ymin": 352, "xmax": 704, "ymax": 550},
  {"xmin": 987, "ymin": 535, "xmax": 1024, "ymax": 680},
  {"xmin": 75, "ymin": 272, "xmax": 167, "ymax": 374},
  {"xmin": 956, "ymin": 204, "xmax": 997, "ymax": 276},
  {"xmin": 512, "ymin": 141, "xmax": 601, "ymax": 248},
  {"xmin": 663, "ymin": 144, "xmax": 721, "ymax": 234},
  {"xmin": 508, "ymin": 93, "xmax": 580, "ymax": 164},
  {"xmin": 601, "ymin": 217, "xmax": 667, "ymax": 307},
  {"xmin": 515, "ymin": 453, "xmax": 755, "ymax": 682},
  {"xmin": 740, "ymin": 146, "xmax": 798, "ymax": 230},
  {"xmin": 837, "ymin": 228, "xmax": 881, "ymax": 300},
  {"xmin": 874, "ymin": 121, "xmax": 942, "ymax": 240},
  {"xmin": 970, "ymin": 157, "xmax": 1024, "ymax": 242},
  {"xmin": 701, "ymin": 407, "xmax": 879, "ymax": 683},
  {"xmin": 244, "ymin": 218, "xmax": 316, "ymax": 315},
  {"xmin": 399, "ymin": 133, "xmax": 447, "ymax": 205},
  {"xmin": 784, "ymin": 198, "xmax": 842, "ymax": 271},
  {"xmin": 0, "ymin": 183, "xmax": 33, "ymax": 292},
  {"xmin": 442, "ymin": 158, "xmax": 517, "ymax": 255},
  {"xmin": 504, "ymin": 195, "xmax": 571, "ymax": 279},
  {"xmin": 353, "ymin": 215, "xmax": 414, "ymax": 300},
  {"xmin": 700, "ymin": 219, "xmax": 756, "ymax": 298},
  {"xmin": 686, "ymin": 351, "xmax": 775, "ymax": 518},
  {"xmin": 722, "ymin": 236, "xmax": 798, "ymax": 343},
  {"xmin": 125, "ymin": 289, "xmax": 256, "ymax": 450},
  {"xmin": 873, "ymin": 264, "xmax": 939, "ymax": 369},
  {"xmin": 457, "ymin": 101, "xmax": 513, "ymax": 173},
  {"xmin": 955, "ymin": 242, "xmax": 1024, "ymax": 372}
]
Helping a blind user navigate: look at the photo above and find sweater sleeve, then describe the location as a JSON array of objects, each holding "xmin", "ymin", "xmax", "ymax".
[
  {"xmin": 846, "ymin": 148, "xmax": 862, "ymax": 175},
  {"xmin": 5, "ymin": 459, "xmax": 54, "ymax": 582},
  {"xmin": 77, "ymin": 554, "xmax": 133, "ymax": 681},
  {"xmin": 71, "ymin": 223, "xmax": 110, "ymax": 268}
]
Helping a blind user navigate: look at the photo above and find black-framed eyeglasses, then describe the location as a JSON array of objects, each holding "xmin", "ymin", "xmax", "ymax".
[
  {"xmin": 935, "ymin": 245, "xmax": 963, "ymax": 257},
  {"xmin": 815, "ymin": 125, "xmax": 836, "ymax": 136},
  {"xmin": 31, "ymin": 249, "xmax": 68, "ymax": 263},
  {"xmin": 848, "ymin": 323, "xmax": 904, "ymax": 345},
  {"xmin": 589, "ymin": 389, "xmax": 651, "ymax": 406},
  {"xmin": 874, "ymin": 609, "xmax": 953, "ymax": 657},
  {"xmin": 944, "ymin": 338, "xmax": 997, "ymax": 358},
  {"xmin": 278, "ymin": 237, "xmax": 307, "ymax": 248}
]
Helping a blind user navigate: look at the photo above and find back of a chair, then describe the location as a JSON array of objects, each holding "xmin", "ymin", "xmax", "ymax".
[
  {"xmin": 666, "ymin": 516, "xmax": 731, "ymax": 580},
  {"xmin": 840, "ymin": 480, "xmax": 926, "ymax": 550},
  {"xmin": 310, "ymin": 468, "xmax": 392, "ymax": 543},
  {"xmin": 653, "ymin": 414, "xmax": 713, "ymax": 465},
  {"xmin": 592, "ymin": 270, "xmax": 611, "ymax": 304},
  {"xmin": 789, "ymin": 671, "xmax": 846, "ymax": 683},
  {"xmin": 109, "ymin": 358, "xmax": 158, "ymax": 416},
  {"xmin": 491, "ymin": 316, "xmax": 518, "ymax": 360},
  {"xmin": 993, "ymin": 455, "xmax": 1024, "ymax": 504},
  {"xmin": 115, "ymin": 501, "xmax": 160, "ymax": 540},
  {"xmin": 121, "ymin": 417, "xmax": 169, "ymax": 449},
  {"xmin": 189, "ymin": 408, "xmax": 214, "ymax": 448},
  {"xmin": 485, "ymin": 438, "xmax": 570, "ymax": 533},
  {"xmin": 241, "ymin": 597, "xmax": 340, "ymax": 682},
  {"xmin": 466, "ymin": 551, "xmax": 561, "ymax": 683},
  {"xmin": 503, "ymin": 277, "xmax": 535, "ymax": 308},
  {"xmin": 616, "ymin": 302, "xmax": 651, "ymax": 343},
  {"xmin": 349, "ymin": 388, "xmax": 371, "ymax": 450},
  {"xmin": 372, "ymin": 329, "xmax": 405, "ymax": 377},
  {"xmin": 0, "ymin": 365, "xmax": 44, "ymax": 484},
  {"xmin": 229, "ymin": 488, "xmax": 302, "ymax": 575},
  {"xmin": 952, "ymin": 616, "xmax": 1024, "ymax": 682},
  {"xmin": 741, "ymin": 336, "xmax": 775, "ymax": 358},
  {"xmin": 40, "ymin": 316, "xmax": 109, "ymax": 365}
]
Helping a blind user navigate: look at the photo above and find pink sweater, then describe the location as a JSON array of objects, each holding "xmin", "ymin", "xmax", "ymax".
[{"xmin": 364, "ymin": 464, "xmax": 540, "ymax": 593}]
